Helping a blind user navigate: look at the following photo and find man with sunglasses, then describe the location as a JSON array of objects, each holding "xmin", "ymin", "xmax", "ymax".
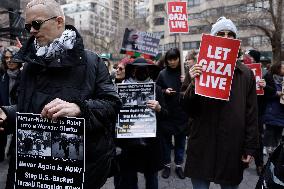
[
  {"xmin": 0, "ymin": 0, "xmax": 121, "ymax": 189},
  {"xmin": 181, "ymin": 17, "xmax": 258, "ymax": 189}
]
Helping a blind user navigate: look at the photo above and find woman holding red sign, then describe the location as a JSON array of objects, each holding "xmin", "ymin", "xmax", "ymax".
[{"xmin": 181, "ymin": 17, "xmax": 258, "ymax": 189}]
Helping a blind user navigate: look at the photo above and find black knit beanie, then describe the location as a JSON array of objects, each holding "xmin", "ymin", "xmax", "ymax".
[{"xmin": 248, "ymin": 50, "xmax": 261, "ymax": 63}]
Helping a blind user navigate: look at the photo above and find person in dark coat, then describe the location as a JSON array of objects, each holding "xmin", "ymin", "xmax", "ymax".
[
  {"xmin": 156, "ymin": 48, "xmax": 189, "ymax": 179},
  {"xmin": 0, "ymin": 46, "xmax": 22, "ymax": 162},
  {"xmin": 263, "ymin": 62, "xmax": 284, "ymax": 153},
  {"xmin": 245, "ymin": 49, "xmax": 267, "ymax": 175},
  {"xmin": 180, "ymin": 17, "xmax": 259, "ymax": 188},
  {"xmin": 114, "ymin": 58, "xmax": 167, "ymax": 189},
  {"xmin": 0, "ymin": 1, "xmax": 121, "ymax": 189}
]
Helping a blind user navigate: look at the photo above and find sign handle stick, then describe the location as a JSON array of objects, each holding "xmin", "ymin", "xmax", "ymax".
[{"xmin": 179, "ymin": 33, "xmax": 185, "ymax": 77}]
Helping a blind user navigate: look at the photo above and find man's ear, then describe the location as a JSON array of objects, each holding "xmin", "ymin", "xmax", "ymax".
[{"xmin": 56, "ymin": 16, "xmax": 65, "ymax": 29}]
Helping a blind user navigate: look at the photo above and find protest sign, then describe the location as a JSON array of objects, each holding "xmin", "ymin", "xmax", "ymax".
[
  {"xmin": 121, "ymin": 28, "xmax": 161, "ymax": 57},
  {"xmin": 167, "ymin": 1, "xmax": 189, "ymax": 33},
  {"xmin": 246, "ymin": 63, "xmax": 264, "ymax": 95},
  {"xmin": 195, "ymin": 34, "xmax": 241, "ymax": 101},
  {"xmin": 243, "ymin": 54, "xmax": 253, "ymax": 65},
  {"xmin": 15, "ymin": 113, "xmax": 85, "ymax": 189},
  {"xmin": 116, "ymin": 83, "xmax": 156, "ymax": 138}
]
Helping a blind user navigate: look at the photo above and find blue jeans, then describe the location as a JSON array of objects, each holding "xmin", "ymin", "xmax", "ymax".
[
  {"xmin": 191, "ymin": 178, "xmax": 239, "ymax": 189},
  {"xmin": 114, "ymin": 171, "xmax": 158, "ymax": 189},
  {"xmin": 163, "ymin": 133, "xmax": 186, "ymax": 165}
]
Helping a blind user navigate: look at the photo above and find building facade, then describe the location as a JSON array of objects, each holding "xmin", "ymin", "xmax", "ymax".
[
  {"xmin": 61, "ymin": 0, "xmax": 116, "ymax": 52},
  {"xmin": 148, "ymin": 0, "xmax": 280, "ymax": 60},
  {"xmin": 113, "ymin": 0, "xmax": 136, "ymax": 21}
]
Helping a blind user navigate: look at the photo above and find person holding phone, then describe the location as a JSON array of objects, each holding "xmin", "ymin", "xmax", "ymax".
[{"xmin": 156, "ymin": 48, "xmax": 189, "ymax": 179}]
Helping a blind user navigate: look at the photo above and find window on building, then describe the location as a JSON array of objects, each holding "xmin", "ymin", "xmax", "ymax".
[
  {"xmin": 154, "ymin": 17, "xmax": 164, "ymax": 26},
  {"xmin": 158, "ymin": 45, "xmax": 164, "ymax": 52},
  {"xmin": 182, "ymin": 41, "xmax": 200, "ymax": 50},
  {"xmin": 153, "ymin": 31, "xmax": 165, "ymax": 39},
  {"xmin": 249, "ymin": 36, "xmax": 262, "ymax": 46},
  {"xmin": 154, "ymin": 3, "xmax": 165, "ymax": 12},
  {"xmin": 188, "ymin": 0, "xmax": 200, "ymax": 7},
  {"xmin": 164, "ymin": 43, "xmax": 177, "ymax": 51},
  {"xmin": 238, "ymin": 5, "xmax": 247, "ymax": 12},
  {"xmin": 247, "ymin": 3, "xmax": 255, "ymax": 12}
]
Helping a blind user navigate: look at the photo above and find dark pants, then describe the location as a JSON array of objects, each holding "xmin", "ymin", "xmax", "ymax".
[
  {"xmin": 0, "ymin": 132, "xmax": 7, "ymax": 161},
  {"xmin": 5, "ymin": 149, "xmax": 15, "ymax": 189},
  {"xmin": 162, "ymin": 133, "xmax": 186, "ymax": 165},
  {"xmin": 264, "ymin": 124, "xmax": 283, "ymax": 148},
  {"xmin": 255, "ymin": 120, "xmax": 264, "ymax": 167},
  {"xmin": 191, "ymin": 178, "xmax": 239, "ymax": 189},
  {"xmin": 114, "ymin": 170, "xmax": 158, "ymax": 189}
]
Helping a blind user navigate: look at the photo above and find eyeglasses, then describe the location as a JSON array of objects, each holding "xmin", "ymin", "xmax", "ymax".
[
  {"xmin": 116, "ymin": 67, "xmax": 124, "ymax": 71},
  {"xmin": 216, "ymin": 31, "xmax": 236, "ymax": 39},
  {"xmin": 25, "ymin": 16, "xmax": 57, "ymax": 32}
]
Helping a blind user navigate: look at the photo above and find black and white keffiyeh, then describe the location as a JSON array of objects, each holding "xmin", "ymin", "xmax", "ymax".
[{"xmin": 34, "ymin": 29, "xmax": 76, "ymax": 60}]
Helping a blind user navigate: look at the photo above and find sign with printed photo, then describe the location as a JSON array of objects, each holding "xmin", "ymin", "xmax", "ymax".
[
  {"xmin": 121, "ymin": 28, "xmax": 161, "ymax": 57},
  {"xmin": 195, "ymin": 34, "xmax": 241, "ymax": 101},
  {"xmin": 15, "ymin": 113, "xmax": 85, "ymax": 189},
  {"xmin": 116, "ymin": 83, "xmax": 156, "ymax": 138}
]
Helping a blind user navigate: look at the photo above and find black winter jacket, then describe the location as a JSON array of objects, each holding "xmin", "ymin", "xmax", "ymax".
[
  {"xmin": 181, "ymin": 62, "xmax": 259, "ymax": 185},
  {"xmin": 156, "ymin": 66, "xmax": 188, "ymax": 134},
  {"xmin": 1, "ymin": 25, "xmax": 121, "ymax": 189}
]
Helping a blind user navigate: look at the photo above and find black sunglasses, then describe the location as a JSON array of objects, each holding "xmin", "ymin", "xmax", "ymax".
[
  {"xmin": 216, "ymin": 31, "xmax": 236, "ymax": 38},
  {"xmin": 25, "ymin": 16, "xmax": 57, "ymax": 32}
]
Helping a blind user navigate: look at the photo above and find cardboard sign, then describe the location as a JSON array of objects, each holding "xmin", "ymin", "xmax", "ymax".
[
  {"xmin": 116, "ymin": 83, "xmax": 156, "ymax": 138},
  {"xmin": 195, "ymin": 34, "xmax": 241, "ymax": 101},
  {"xmin": 246, "ymin": 63, "xmax": 264, "ymax": 95},
  {"xmin": 167, "ymin": 1, "xmax": 189, "ymax": 33},
  {"xmin": 16, "ymin": 113, "xmax": 85, "ymax": 189},
  {"xmin": 120, "ymin": 28, "xmax": 161, "ymax": 57},
  {"xmin": 243, "ymin": 54, "xmax": 253, "ymax": 65}
]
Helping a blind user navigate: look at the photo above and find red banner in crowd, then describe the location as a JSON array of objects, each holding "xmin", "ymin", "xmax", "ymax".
[
  {"xmin": 195, "ymin": 34, "xmax": 241, "ymax": 101},
  {"xmin": 246, "ymin": 63, "xmax": 264, "ymax": 95},
  {"xmin": 167, "ymin": 1, "xmax": 188, "ymax": 33}
]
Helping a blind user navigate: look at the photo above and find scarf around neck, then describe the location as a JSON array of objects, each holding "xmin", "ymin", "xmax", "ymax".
[
  {"xmin": 34, "ymin": 29, "xmax": 76, "ymax": 60},
  {"xmin": 273, "ymin": 74, "xmax": 284, "ymax": 85}
]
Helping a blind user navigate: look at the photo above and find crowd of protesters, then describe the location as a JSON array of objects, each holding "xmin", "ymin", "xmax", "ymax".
[{"xmin": 0, "ymin": 1, "xmax": 283, "ymax": 189}]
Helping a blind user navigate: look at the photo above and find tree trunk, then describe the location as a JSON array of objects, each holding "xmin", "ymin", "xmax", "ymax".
[{"xmin": 271, "ymin": 33, "xmax": 282, "ymax": 64}]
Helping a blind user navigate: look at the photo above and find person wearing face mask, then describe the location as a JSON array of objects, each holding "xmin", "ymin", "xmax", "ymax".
[
  {"xmin": 181, "ymin": 17, "xmax": 258, "ymax": 189},
  {"xmin": 156, "ymin": 48, "xmax": 189, "ymax": 179},
  {"xmin": 114, "ymin": 57, "xmax": 167, "ymax": 189},
  {"xmin": 0, "ymin": 1, "xmax": 121, "ymax": 189},
  {"xmin": 0, "ymin": 46, "xmax": 22, "ymax": 162}
]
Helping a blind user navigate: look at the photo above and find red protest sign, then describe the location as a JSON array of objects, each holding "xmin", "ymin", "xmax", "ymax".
[
  {"xmin": 195, "ymin": 34, "xmax": 241, "ymax": 101},
  {"xmin": 246, "ymin": 63, "xmax": 264, "ymax": 95},
  {"xmin": 167, "ymin": 1, "xmax": 188, "ymax": 33}
]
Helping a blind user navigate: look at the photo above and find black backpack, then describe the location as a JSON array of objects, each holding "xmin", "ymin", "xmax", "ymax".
[
  {"xmin": 255, "ymin": 142, "xmax": 284, "ymax": 189},
  {"xmin": 84, "ymin": 50, "xmax": 119, "ymax": 178}
]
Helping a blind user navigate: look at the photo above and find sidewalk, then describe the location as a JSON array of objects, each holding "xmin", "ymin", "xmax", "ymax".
[
  {"xmin": 0, "ymin": 158, "xmax": 259, "ymax": 189},
  {"xmin": 101, "ymin": 165, "xmax": 259, "ymax": 189}
]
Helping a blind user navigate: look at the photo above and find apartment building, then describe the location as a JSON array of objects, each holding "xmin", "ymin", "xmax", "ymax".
[
  {"xmin": 61, "ymin": 0, "xmax": 116, "ymax": 51},
  {"xmin": 113, "ymin": 0, "xmax": 136, "ymax": 21},
  {"xmin": 148, "ymin": 0, "xmax": 277, "ymax": 60}
]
